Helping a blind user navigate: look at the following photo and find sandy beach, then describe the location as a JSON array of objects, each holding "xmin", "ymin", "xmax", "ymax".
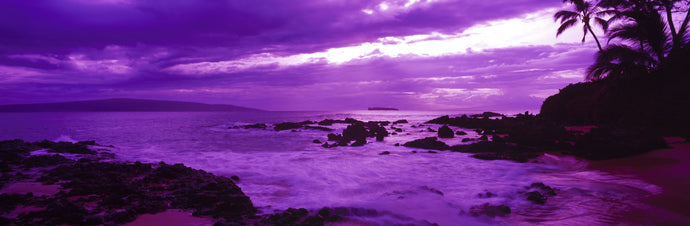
[{"xmin": 588, "ymin": 138, "xmax": 690, "ymax": 224}]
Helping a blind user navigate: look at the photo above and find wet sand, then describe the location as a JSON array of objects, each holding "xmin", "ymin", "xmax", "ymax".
[{"xmin": 588, "ymin": 138, "xmax": 690, "ymax": 224}]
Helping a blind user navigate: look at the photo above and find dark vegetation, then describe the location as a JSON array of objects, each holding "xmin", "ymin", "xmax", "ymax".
[
  {"xmin": 545, "ymin": 0, "xmax": 690, "ymax": 138},
  {"xmin": 421, "ymin": 112, "xmax": 666, "ymax": 161}
]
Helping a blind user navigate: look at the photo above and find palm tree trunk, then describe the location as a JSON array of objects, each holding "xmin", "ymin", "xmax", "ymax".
[{"xmin": 587, "ymin": 25, "xmax": 604, "ymax": 52}]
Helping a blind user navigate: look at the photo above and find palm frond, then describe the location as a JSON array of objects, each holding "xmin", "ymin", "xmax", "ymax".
[
  {"xmin": 608, "ymin": 24, "xmax": 642, "ymax": 43},
  {"xmin": 586, "ymin": 44, "xmax": 654, "ymax": 80},
  {"xmin": 594, "ymin": 17, "xmax": 609, "ymax": 31},
  {"xmin": 554, "ymin": 10, "xmax": 580, "ymax": 22},
  {"xmin": 557, "ymin": 19, "xmax": 578, "ymax": 36}
]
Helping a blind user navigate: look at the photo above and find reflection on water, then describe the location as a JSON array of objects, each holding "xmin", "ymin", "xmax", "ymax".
[{"xmin": 0, "ymin": 111, "xmax": 676, "ymax": 225}]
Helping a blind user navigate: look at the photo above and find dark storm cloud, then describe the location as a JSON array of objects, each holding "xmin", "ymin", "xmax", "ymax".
[{"xmin": 0, "ymin": 0, "xmax": 593, "ymax": 111}]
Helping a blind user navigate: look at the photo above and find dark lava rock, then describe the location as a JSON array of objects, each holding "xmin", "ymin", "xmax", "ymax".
[
  {"xmin": 350, "ymin": 140, "xmax": 366, "ymax": 147},
  {"xmin": 274, "ymin": 120, "xmax": 316, "ymax": 131},
  {"xmin": 395, "ymin": 128, "xmax": 403, "ymax": 132},
  {"xmin": 230, "ymin": 175, "xmax": 240, "ymax": 182},
  {"xmin": 318, "ymin": 119, "xmax": 342, "ymax": 126},
  {"xmin": 529, "ymin": 182, "xmax": 556, "ymax": 196},
  {"xmin": 342, "ymin": 124, "xmax": 368, "ymax": 145},
  {"xmin": 304, "ymin": 126, "xmax": 333, "ymax": 131},
  {"xmin": 394, "ymin": 143, "xmax": 400, "ymax": 146},
  {"xmin": 478, "ymin": 135, "xmax": 489, "ymax": 141},
  {"xmin": 344, "ymin": 118, "xmax": 363, "ymax": 124},
  {"xmin": 393, "ymin": 119, "xmax": 408, "ymax": 124},
  {"xmin": 470, "ymin": 112, "xmax": 505, "ymax": 118},
  {"xmin": 35, "ymin": 140, "xmax": 96, "ymax": 154},
  {"xmin": 526, "ymin": 191, "xmax": 547, "ymax": 204},
  {"xmin": 456, "ymin": 131, "xmax": 467, "ymax": 135},
  {"xmin": 257, "ymin": 207, "xmax": 342, "ymax": 225},
  {"xmin": 365, "ymin": 122, "xmax": 389, "ymax": 142},
  {"xmin": 426, "ymin": 115, "xmax": 451, "ymax": 124},
  {"xmin": 274, "ymin": 122, "xmax": 303, "ymax": 131},
  {"xmin": 428, "ymin": 151, "xmax": 438, "ymax": 154},
  {"xmin": 403, "ymin": 137, "xmax": 449, "ymax": 150},
  {"xmin": 28, "ymin": 162, "xmax": 256, "ymax": 225},
  {"xmin": 438, "ymin": 125, "xmax": 454, "ymax": 138},
  {"xmin": 21, "ymin": 154, "xmax": 73, "ymax": 168},
  {"xmin": 461, "ymin": 138, "xmax": 475, "ymax": 142},
  {"xmin": 321, "ymin": 142, "xmax": 330, "ymax": 148},
  {"xmin": 468, "ymin": 203, "xmax": 511, "ymax": 217},
  {"xmin": 379, "ymin": 151, "xmax": 391, "ymax": 155},
  {"xmin": 312, "ymin": 139, "xmax": 322, "ymax": 144},
  {"xmin": 1, "ymin": 139, "xmax": 39, "ymax": 155},
  {"xmin": 243, "ymin": 123, "xmax": 267, "ymax": 129},
  {"xmin": 327, "ymin": 133, "xmax": 342, "ymax": 141},
  {"xmin": 427, "ymin": 128, "xmax": 437, "ymax": 132}
]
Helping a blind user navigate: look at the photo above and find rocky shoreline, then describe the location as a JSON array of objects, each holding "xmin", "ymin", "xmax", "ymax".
[
  {"xmin": 2, "ymin": 112, "xmax": 673, "ymax": 225},
  {"xmin": 0, "ymin": 139, "xmax": 345, "ymax": 225},
  {"xmin": 0, "ymin": 138, "xmax": 567, "ymax": 225},
  {"xmin": 232, "ymin": 112, "xmax": 670, "ymax": 162}
]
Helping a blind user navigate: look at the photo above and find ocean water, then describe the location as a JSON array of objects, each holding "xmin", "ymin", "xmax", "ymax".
[{"xmin": 0, "ymin": 111, "xmax": 668, "ymax": 225}]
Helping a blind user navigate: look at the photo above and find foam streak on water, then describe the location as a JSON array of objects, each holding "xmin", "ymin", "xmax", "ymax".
[{"xmin": 0, "ymin": 111, "xmax": 664, "ymax": 225}]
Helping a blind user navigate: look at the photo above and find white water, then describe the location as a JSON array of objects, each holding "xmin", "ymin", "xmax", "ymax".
[{"xmin": 0, "ymin": 111, "xmax": 664, "ymax": 225}]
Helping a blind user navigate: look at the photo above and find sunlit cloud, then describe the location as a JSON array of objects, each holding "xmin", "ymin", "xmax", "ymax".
[{"xmin": 167, "ymin": 6, "xmax": 585, "ymax": 76}]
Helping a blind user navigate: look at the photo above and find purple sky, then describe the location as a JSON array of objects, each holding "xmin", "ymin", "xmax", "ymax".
[{"xmin": 0, "ymin": 0, "xmax": 599, "ymax": 111}]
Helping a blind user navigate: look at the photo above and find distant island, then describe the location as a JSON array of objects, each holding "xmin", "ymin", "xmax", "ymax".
[
  {"xmin": 0, "ymin": 98, "xmax": 262, "ymax": 112},
  {"xmin": 367, "ymin": 107, "xmax": 398, "ymax": 111}
]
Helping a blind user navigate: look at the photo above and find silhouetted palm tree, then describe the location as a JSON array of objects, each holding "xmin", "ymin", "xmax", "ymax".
[
  {"xmin": 587, "ymin": 44, "xmax": 653, "ymax": 80},
  {"xmin": 584, "ymin": 0, "xmax": 689, "ymax": 80},
  {"xmin": 607, "ymin": 8, "xmax": 670, "ymax": 64},
  {"xmin": 555, "ymin": 0, "xmax": 613, "ymax": 52}
]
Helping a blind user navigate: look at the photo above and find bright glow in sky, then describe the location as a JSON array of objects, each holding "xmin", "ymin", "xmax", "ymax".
[{"xmin": 168, "ymin": 7, "xmax": 584, "ymax": 76}]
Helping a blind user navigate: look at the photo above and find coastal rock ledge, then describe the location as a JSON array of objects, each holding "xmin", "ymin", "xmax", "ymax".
[{"xmin": 0, "ymin": 139, "xmax": 343, "ymax": 225}]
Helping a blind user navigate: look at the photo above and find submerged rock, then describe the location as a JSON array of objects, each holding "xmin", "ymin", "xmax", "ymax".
[
  {"xmin": 304, "ymin": 126, "xmax": 333, "ymax": 131},
  {"xmin": 242, "ymin": 123, "xmax": 267, "ymax": 129},
  {"xmin": 327, "ymin": 133, "xmax": 342, "ymax": 141},
  {"xmin": 393, "ymin": 119, "xmax": 408, "ymax": 124},
  {"xmin": 403, "ymin": 137, "xmax": 449, "ymax": 150},
  {"xmin": 524, "ymin": 182, "xmax": 557, "ymax": 204},
  {"xmin": 468, "ymin": 203, "xmax": 511, "ymax": 217},
  {"xmin": 437, "ymin": 125, "xmax": 454, "ymax": 138},
  {"xmin": 274, "ymin": 122, "xmax": 304, "ymax": 131},
  {"xmin": 526, "ymin": 191, "xmax": 547, "ymax": 204},
  {"xmin": 254, "ymin": 207, "xmax": 342, "ymax": 225}
]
